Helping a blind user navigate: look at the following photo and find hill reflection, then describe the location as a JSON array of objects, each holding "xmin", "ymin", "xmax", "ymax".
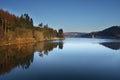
[
  {"xmin": 100, "ymin": 42, "xmax": 120, "ymax": 50},
  {"xmin": 0, "ymin": 41, "xmax": 63, "ymax": 75}
]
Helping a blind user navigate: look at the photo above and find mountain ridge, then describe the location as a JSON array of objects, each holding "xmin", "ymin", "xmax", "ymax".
[{"xmin": 65, "ymin": 26, "xmax": 120, "ymax": 39}]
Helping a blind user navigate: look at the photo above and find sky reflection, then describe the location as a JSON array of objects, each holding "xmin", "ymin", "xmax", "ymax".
[{"xmin": 0, "ymin": 38, "xmax": 120, "ymax": 80}]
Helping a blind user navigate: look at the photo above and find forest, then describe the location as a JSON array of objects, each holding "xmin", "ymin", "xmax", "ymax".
[{"xmin": 0, "ymin": 9, "xmax": 64, "ymax": 45}]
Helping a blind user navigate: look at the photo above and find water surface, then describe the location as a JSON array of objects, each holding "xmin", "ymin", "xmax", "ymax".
[{"xmin": 0, "ymin": 38, "xmax": 120, "ymax": 80}]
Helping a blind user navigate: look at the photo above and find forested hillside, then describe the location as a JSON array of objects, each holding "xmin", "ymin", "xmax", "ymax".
[
  {"xmin": 65, "ymin": 26, "xmax": 120, "ymax": 39},
  {"xmin": 0, "ymin": 9, "xmax": 64, "ymax": 45}
]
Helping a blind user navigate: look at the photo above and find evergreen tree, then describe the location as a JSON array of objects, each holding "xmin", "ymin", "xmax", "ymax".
[
  {"xmin": 58, "ymin": 29, "xmax": 64, "ymax": 38},
  {"xmin": 38, "ymin": 22, "xmax": 43, "ymax": 28}
]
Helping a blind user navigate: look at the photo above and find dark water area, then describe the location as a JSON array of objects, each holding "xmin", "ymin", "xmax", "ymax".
[{"xmin": 0, "ymin": 38, "xmax": 120, "ymax": 80}]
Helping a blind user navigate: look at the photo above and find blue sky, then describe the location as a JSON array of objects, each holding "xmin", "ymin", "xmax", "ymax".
[{"xmin": 0, "ymin": 0, "xmax": 120, "ymax": 32}]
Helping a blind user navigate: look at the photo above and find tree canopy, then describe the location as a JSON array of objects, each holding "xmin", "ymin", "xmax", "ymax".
[{"xmin": 0, "ymin": 9, "xmax": 64, "ymax": 44}]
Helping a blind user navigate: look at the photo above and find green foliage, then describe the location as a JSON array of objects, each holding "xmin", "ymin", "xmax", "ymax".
[
  {"xmin": 58, "ymin": 29, "xmax": 64, "ymax": 38},
  {"xmin": 20, "ymin": 13, "xmax": 33, "ymax": 29},
  {"xmin": 38, "ymin": 22, "xmax": 43, "ymax": 27}
]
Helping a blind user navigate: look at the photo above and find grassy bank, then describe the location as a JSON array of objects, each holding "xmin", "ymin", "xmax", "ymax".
[{"xmin": 0, "ymin": 37, "xmax": 65, "ymax": 46}]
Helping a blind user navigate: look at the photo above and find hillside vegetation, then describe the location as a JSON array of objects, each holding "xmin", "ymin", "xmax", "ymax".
[
  {"xmin": 0, "ymin": 9, "xmax": 64, "ymax": 45},
  {"xmin": 65, "ymin": 26, "xmax": 120, "ymax": 39}
]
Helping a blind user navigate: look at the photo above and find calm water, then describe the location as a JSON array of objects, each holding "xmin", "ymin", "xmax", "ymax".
[{"xmin": 0, "ymin": 38, "xmax": 120, "ymax": 80}]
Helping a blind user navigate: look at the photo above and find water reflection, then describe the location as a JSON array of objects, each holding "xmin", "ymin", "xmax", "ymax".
[
  {"xmin": 34, "ymin": 41, "xmax": 64, "ymax": 57},
  {"xmin": 0, "ymin": 44, "xmax": 34, "ymax": 75},
  {"xmin": 0, "ymin": 41, "xmax": 63, "ymax": 75},
  {"xmin": 100, "ymin": 42, "xmax": 120, "ymax": 50}
]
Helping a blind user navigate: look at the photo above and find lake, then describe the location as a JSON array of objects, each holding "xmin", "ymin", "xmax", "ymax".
[{"xmin": 0, "ymin": 38, "xmax": 120, "ymax": 80}]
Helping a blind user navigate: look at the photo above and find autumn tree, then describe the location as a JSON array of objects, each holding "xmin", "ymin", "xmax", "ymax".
[{"xmin": 0, "ymin": 9, "xmax": 65, "ymax": 43}]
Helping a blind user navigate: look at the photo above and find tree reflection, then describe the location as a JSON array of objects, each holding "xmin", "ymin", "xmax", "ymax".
[
  {"xmin": 0, "ymin": 41, "xmax": 64, "ymax": 75},
  {"xmin": 34, "ymin": 41, "xmax": 64, "ymax": 57},
  {"xmin": 0, "ymin": 44, "xmax": 34, "ymax": 75},
  {"xmin": 59, "ymin": 42, "xmax": 63, "ymax": 49}
]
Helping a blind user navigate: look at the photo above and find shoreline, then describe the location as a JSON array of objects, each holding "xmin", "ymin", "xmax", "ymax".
[{"xmin": 0, "ymin": 37, "xmax": 65, "ymax": 46}]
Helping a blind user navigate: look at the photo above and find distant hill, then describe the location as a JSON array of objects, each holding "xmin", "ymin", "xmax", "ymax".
[
  {"xmin": 65, "ymin": 26, "xmax": 120, "ymax": 39},
  {"xmin": 65, "ymin": 32, "xmax": 87, "ymax": 37},
  {"xmin": 93, "ymin": 26, "xmax": 120, "ymax": 38}
]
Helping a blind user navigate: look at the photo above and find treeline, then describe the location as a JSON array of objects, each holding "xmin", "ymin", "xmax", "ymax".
[{"xmin": 0, "ymin": 9, "xmax": 64, "ymax": 45}]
